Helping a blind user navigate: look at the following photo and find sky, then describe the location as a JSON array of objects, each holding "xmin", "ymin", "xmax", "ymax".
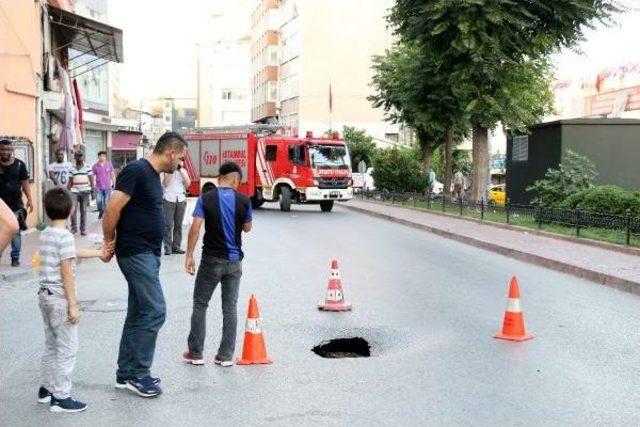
[
  {"xmin": 107, "ymin": 1, "xmax": 640, "ymax": 104},
  {"xmin": 108, "ymin": 0, "xmax": 252, "ymax": 103}
]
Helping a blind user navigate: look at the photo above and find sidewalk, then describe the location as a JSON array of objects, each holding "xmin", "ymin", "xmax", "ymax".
[
  {"xmin": 1, "ymin": 199, "xmax": 198, "ymax": 284},
  {"xmin": 343, "ymin": 199, "xmax": 640, "ymax": 294}
]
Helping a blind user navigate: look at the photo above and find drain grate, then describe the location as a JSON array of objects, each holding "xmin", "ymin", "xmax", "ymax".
[{"xmin": 312, "ymin": 337, "xmax": 371, "ymax": 359}]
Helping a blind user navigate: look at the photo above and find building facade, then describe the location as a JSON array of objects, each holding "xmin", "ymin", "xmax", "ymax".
[
  {"xmin": 0, "ymin": 0, "xmax": 43, "ymax": 226},
  {"xmin": 251, "ymin": 0, "xmax": 280, "ymax": 123},
  {"xmin": 249, "ymin": 0, "xmax": 408, "ymax": 146},
  {"xmin": 0, "ymin": 0, "xmax": 125, "ymax": 225},
  {"xmin": 197, "ymin": 39, "xmax": 252, "ymax": 127}
]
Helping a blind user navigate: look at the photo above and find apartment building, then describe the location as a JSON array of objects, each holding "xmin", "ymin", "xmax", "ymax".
[{"xmin": 250, "ymin": 0, "xmax": 408, "ymax": 146}]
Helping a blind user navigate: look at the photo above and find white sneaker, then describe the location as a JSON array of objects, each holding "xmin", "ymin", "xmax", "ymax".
[{"xmin": 214, "ymin": 357, "xmax": 234, "ymax": 367}]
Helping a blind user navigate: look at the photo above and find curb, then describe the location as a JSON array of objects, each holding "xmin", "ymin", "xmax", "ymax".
[
  {"xmin": 359, "ymin": 199, "xmax": 640, "ymax": 257},
  {"xmin": 343, "ymin": 203, "xmax": 640, "ymax": 295}
]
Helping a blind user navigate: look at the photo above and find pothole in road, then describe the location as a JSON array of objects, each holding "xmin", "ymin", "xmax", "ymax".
[{"xmin": 312, "ymin": 337, "xmax": 371, "ymax": 359}]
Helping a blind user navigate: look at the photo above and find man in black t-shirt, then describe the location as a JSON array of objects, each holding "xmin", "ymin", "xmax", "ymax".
[
  {"xmin": 0, "ymin": 139, "xmax": 33, "ymax": 267},
  {"xmin": 102, "ymin": 132, "xmax": 187, "ymax": 398}
]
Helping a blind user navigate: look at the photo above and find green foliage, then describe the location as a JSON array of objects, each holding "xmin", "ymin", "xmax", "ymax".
[
  {"xmin": 431, "ymin": 147, "xmax": 471, "ymax": 179},
  {"xmin": 340, "ymin": 126, "xmax": 377, "ymax": 170},
  {"xmin": 386, "ymin": 0, "xmax": 620, "ymax": 199},
  {"xmin": 371, "ymin": 147, "xmax": 428, "ymax": 192},
  {"xmin": 527, "ymin": 150, "xmax": 598, "ymax": 207},
  {"xmin": 560, "ymin": 186, "xmax": 640, "ymax": 216},
  {"xmin": 369, "ymin": 41, "xmax": 469, "ymax": 167}
]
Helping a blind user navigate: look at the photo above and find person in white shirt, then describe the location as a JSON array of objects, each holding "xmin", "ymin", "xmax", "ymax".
[
  {"xmin": 161, "ymin": 160, "xmax": 191, "ymax": 255},
  {"xmin": 48, "ymin": 149, "xmax": 72, "ymax": 188}
]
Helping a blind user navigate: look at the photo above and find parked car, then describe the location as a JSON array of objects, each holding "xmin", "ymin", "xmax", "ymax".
[{"xmin": 489, "ymin": 184, "xmax": 506, "ymax": 206}]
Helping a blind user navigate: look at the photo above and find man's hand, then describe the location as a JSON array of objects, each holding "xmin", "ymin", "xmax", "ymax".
[
  {"xmin": 26, "ymin": 200, "xmax": 33, "ymax": 213},
  {"xmin": 185, "ymin": 256, "xmax": 196, "ymax": 276},
  {"xmin": 100, "ymin": 239, "xmax": 115, "ymax": 262},
  {"xmin": 68, "ymin": 304, "xmax": 80, "ymax": 324}
]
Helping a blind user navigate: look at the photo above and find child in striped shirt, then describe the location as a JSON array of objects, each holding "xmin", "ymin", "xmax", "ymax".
[{"xmin": 37, "ymin": 187, "xmax": 112, "ymax": 413}]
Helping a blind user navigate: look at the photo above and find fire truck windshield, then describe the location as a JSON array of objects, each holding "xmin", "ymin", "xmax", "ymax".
[{"xmin": 309, "ymin": 145, "xmax": 350, "ymax": 168}]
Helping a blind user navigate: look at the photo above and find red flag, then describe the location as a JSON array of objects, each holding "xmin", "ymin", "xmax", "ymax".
[{"xmin": 329, "ymin": 82, "xmax": 333, "ymax": 113}]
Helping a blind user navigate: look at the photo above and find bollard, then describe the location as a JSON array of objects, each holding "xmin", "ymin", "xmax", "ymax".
[
  {"xmin": 480, "ymin": 198, "xmax": 485, "ymax": 220},
  {"xmin": 459, "ymin": 196, "xmax": 463, "ymax": 216},
  {"xmin": 442, "ymin": 194, "xmax": 446, "ymax": 212},
  {"xmin": 575, "ymin": 206, "xmax": 581, "ymax": 238},
  {"xmin": 506, "ymin": 199, "xmax": 510, "ymax": 224}
]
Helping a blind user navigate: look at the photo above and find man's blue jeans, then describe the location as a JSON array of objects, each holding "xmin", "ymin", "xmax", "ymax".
[
  {"xmin": 96, "ymin": 189, "xmax": 112, "ymax": 216},
  {"xmin": 116, "ymin": 251, "xmax": 166, "ymax": 379},
  {"xmin": 10, "ymin": 231, "xmax": 21, "ymax": 262}
]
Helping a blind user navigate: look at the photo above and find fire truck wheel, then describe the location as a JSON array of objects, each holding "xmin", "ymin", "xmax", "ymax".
[
  {"xmin": 279, "ymin": 186, "xmax": 292, "ymax": 212},
  {"xmin": 320, "ymin": 201, "xmax": 334, "ymax": 212},
  {"xmin": 251, "ymin": 197, "xmax": 265, "ymax": 209}
]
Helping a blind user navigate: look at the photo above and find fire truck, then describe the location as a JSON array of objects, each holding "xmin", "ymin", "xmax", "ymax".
[{"xmin": 182, "ymin": 126, "xmax": 354, "ymax": 212}]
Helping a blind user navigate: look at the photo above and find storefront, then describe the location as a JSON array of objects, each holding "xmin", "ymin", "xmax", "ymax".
[{"xmin": 111, "ymin": 131, "xmax": 141, "ymax": 173}]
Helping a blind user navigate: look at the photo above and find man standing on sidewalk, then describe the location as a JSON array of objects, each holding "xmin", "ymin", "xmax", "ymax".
[
  {"xmin": 161, "ymin": 160, "xmax": 190, "ymax": 255},
  {"xmin": 92, "ymin": 151, "xmax": 115, "ymax": 219},
  {"xmin": 183, "ymin": 161, "xmax": 252, "ymax": 367},
  {"xmin": 48, "ymin": 149, "xmax": 72, "ymax": 188},
  {"xmin": 0, "ymin": 138, "xmax": 33, "ymax": 267},
  {"xmin": 68, "ymin": 151, "xmax": 94, "ymax": 236},
  {"xmin": 102, "ymin": 131, "xmax": 186, "ymax": 398}
]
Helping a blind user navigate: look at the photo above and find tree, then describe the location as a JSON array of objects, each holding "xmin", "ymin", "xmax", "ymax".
[
  {"xmin": 527, "ymin": 150, "xmax": 598, "ymax": 207},
  {"xmin": 340, "ymin": 126, "xmax": 377, "ymax": 170},
  {"xmin": 388, "ymin": 0, "xmax": 621, "ymax": 201},
  {"xmin": 370, "ymin": 42, "xmax": 469, "ymax": 192}
]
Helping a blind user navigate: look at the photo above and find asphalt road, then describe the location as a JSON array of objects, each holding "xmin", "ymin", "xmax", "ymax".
[{"xmin": 2, "ymin": 202, "xmax": 640, "ymax": 426}]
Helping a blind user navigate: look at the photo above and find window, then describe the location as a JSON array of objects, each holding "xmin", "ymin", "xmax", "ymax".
[
  {"xmin": 288, "ymin": 145, "xmax": 305, "ymax": 164},
  {"xmin": 512, "ymin": 135, "xmax": 528, "ymax": 162},
  {"xmin": 385, "ymin": 133, "xmax": 399, "ymax": 143},
  {"xmin": 265, "ymin": 145, "xmax": 278, "ymax": 162}
]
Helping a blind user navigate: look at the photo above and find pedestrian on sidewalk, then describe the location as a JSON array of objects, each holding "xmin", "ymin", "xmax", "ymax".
[
  {"xmin": 48, "ymin": 149, "xmax": 72, "ymax": 188},
  {"xmin": 92, "ymin": 151, "xmax": 115, "ymax": 219},
  {"xmin": 0, "ymin": 138, "xmax": 33, "ymax": 267},
  {"xmin": 161, "ymin": 160, "xmax": 191, "ymax": 255},
  {"xmin": 0, "ymin": 198, "xmax": 19, "ymax": 253},
  {"xmin": 102, "ymin": 131, "xmax": 187, "ymax": 398},
  {"xmin": 183, "ymin": 161, "xmax": 253, "ymax": 367},
  {"xmin": 68, "ymin": 151, "xmax": 94, "ymax": 236},
  {"xmin": 453, "ymin": 170, "xmax": 465, "ymax": 200},
  {"xmin": 37, "ymin": 187, "xmax": 112, "ymax": 413}
]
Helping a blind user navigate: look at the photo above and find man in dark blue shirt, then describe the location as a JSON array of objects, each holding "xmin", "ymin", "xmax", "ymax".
[
  {"xmin": 103, "ymin": 132, "xmax": 187, "ymax": 398},
  {"xmin": 183, "ymin": 161, "xmax": 252, "ymax": 367}
]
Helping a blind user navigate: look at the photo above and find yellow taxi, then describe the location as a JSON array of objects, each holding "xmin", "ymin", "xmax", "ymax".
[{"xmin": 488, "ymin": 184, "xmax": 506, "ymax": 206}]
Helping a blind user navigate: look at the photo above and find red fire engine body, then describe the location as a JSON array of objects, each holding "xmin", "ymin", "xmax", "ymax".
[{"xmin": 182, "ymin": 126, "xmax": 353, "ymax": 212}]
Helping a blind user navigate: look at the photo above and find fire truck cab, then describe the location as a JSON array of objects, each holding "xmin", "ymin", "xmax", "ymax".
[{"xmin": 183, "ymin": 127, "xmax": 353, "ymax": 213}]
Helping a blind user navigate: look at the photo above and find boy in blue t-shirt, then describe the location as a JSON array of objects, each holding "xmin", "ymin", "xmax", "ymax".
[{"xmin": 183, "ymin": 161, "xmax": 252, "ymax": 366}]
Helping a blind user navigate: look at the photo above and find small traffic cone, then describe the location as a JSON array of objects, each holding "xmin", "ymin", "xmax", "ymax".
[
  {"xmin": 237, "ymin": 294, "xmax": 272, "ymax": 365},
  {"xmin": 31, "ymin": 250, "xmax": 40, "ymax": 270},
  {"xmin": 494, "ymin": 276, "xmax": 533, "ymax": 342},
  {"xmin": 318, "ymin": 260, "xmax": 352, "ymax": 311}
]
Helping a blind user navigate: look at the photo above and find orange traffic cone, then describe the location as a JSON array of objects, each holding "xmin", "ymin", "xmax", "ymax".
[
  {"xmin": 237, "ymin": 294, "xmax": 272, "ymax": 365},
  {"xmin": 494, "ymin": 276, "xmax": 533, "ymax": 342},
  {"xmin": 318, "ymin": 260, "xmax": 352, "ymax": 311}
]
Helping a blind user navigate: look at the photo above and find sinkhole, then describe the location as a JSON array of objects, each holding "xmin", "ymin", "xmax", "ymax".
[{"xmin": 312, "ymin": 337, "xmax": 371, "ymax": 359}]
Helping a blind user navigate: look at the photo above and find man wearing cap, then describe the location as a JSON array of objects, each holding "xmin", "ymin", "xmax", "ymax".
[
  {"xmin": 183, "ymin": 161, "xmax": 253, "ymax": 367},
  {"xmin": 0, "ymin": 138, "xmax": 33, "ymax": 267}
]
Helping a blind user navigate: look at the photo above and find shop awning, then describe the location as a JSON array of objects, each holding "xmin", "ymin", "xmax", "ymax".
[{"xmin": 48, "ymin": 6, "xmax": 124, "ymax": 67}]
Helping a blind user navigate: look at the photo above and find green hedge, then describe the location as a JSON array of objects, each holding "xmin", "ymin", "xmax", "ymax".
[
  {"xmin": 560, "ymin": 185, "xmax": 640, "ymax": 216},
  {"xmin": 371, "ymin": 147, "xmax": 428, "ymax": 192}
]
